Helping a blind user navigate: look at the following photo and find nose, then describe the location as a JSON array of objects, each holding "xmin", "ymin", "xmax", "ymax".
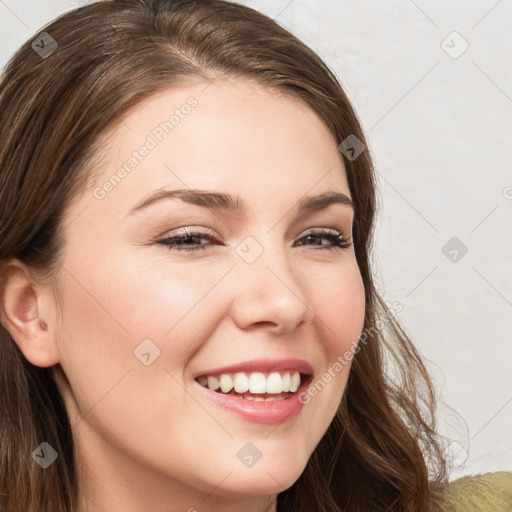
[{"xmin": 229, "ymin": 236, "xmax": 316, "ymax": 334}]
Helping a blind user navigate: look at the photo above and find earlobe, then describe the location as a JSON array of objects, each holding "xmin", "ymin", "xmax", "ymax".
[{"xmin": 0, "ymin": 260, "xmax": 60, "ymax": 368}]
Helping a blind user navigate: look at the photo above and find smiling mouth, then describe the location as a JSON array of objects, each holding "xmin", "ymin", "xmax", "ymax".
[{"xmin": 195, "ymin": 371, "xmax": 307, "ymax": 401}]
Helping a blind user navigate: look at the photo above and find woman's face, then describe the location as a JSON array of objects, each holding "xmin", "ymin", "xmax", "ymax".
[{"xmin": 51, "ymin": 78, "xmax": 365, "ymax": 510}]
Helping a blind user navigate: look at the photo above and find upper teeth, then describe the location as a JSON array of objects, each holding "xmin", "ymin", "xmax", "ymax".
[{"xmin": 197, "ymin": 371, "xmax": 301, "ymax": 394}]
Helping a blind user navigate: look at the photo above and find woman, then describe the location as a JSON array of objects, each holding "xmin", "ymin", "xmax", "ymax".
[{"xmin": 0, "ymin": 1, "xmax": 509, "ymax": 511}]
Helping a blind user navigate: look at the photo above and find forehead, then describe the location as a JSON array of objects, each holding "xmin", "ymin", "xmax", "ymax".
[{"xmin": 80, "ymin": 77, "xmax": 350, "ymax": 219}]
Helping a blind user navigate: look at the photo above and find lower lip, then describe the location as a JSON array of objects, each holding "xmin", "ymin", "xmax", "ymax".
[{"xmin": 195, "ymin": 379, "xmax": 311, "ymax": 425}]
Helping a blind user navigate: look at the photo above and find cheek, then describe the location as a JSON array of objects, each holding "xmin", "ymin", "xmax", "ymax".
[
  {"xmin": 319, "ymin": 262, "xmax": 366, "ymax": 354},
  {"xmin": 53, "ymin": 263, "xmax": 211, "ymax": 462},
  {"xmin": 58, "ymin": 248, "xmax": 218, "ymax": 351},
  {"xmin": 302, "ymin": 263, "xmax": 365, "ymax": 418},
  {"xmin": 106, "ymin": 249, "xmax": 225, "ymax": 325},
  {"xmin": 52, "ymin": 253, "xmax": 197, "ymax": 408}
]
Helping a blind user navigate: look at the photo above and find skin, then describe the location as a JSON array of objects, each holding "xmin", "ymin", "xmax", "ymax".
[{"xmin": 1, "ymin": 77, "xmax": 365, "ymax": 512}]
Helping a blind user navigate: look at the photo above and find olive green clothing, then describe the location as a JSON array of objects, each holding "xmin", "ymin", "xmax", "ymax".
[{"xmin": 443, "ymin": 471, "xmax": 512, "ymax": 511}]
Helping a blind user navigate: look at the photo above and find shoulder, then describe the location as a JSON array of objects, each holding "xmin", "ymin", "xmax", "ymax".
[{"xmin": 442, "ymin": 471, "xmax": 512, "ymax": 512}]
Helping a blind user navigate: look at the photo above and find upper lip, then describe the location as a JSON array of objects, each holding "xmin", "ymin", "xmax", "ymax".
[{"xmin": 194, "ymin": 358, "xmax": 313, "ymax": 378}]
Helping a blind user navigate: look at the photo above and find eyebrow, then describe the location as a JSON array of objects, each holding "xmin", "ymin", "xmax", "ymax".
[{"xmin": 127, "ymin": 188, "xmax": 354, "ymax": 217}]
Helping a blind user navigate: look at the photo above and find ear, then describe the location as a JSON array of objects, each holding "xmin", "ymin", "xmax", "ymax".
[{"xmin": 0, "ymin": 259, "xmax": 60, "ymax": 368}]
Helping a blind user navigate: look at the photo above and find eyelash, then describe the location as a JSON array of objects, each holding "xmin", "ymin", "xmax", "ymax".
[{"xmin": 156, "ymin": 227, "xmax": 352, "ymax": 253}]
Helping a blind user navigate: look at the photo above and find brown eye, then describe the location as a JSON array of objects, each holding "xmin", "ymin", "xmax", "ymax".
[
  {"xmin": 294, "ymin": 229, "xmax": 352, "ymax": 251},
  {"xmin": 157, "ymin": 228, "xmax": 219, "ymax": 253}
]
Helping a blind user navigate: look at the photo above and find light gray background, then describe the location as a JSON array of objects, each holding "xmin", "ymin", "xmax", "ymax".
[{"xmin": 1, "ymin": 0, "xmax": 511, "ymax": 480}]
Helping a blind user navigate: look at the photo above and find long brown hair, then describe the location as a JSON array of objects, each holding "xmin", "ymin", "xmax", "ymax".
[{"xmin": 0, "ymin": 1, "xmax": 448, "ymax": 510}]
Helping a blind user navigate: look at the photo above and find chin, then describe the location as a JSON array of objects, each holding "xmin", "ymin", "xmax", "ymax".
[
  {"xmin": 213, "ymin": 470, "xmax": 302, "ymax": 499},
  {"xmin": 210, "ymin": 448, "xmax": 310, "ymax": 498}
]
